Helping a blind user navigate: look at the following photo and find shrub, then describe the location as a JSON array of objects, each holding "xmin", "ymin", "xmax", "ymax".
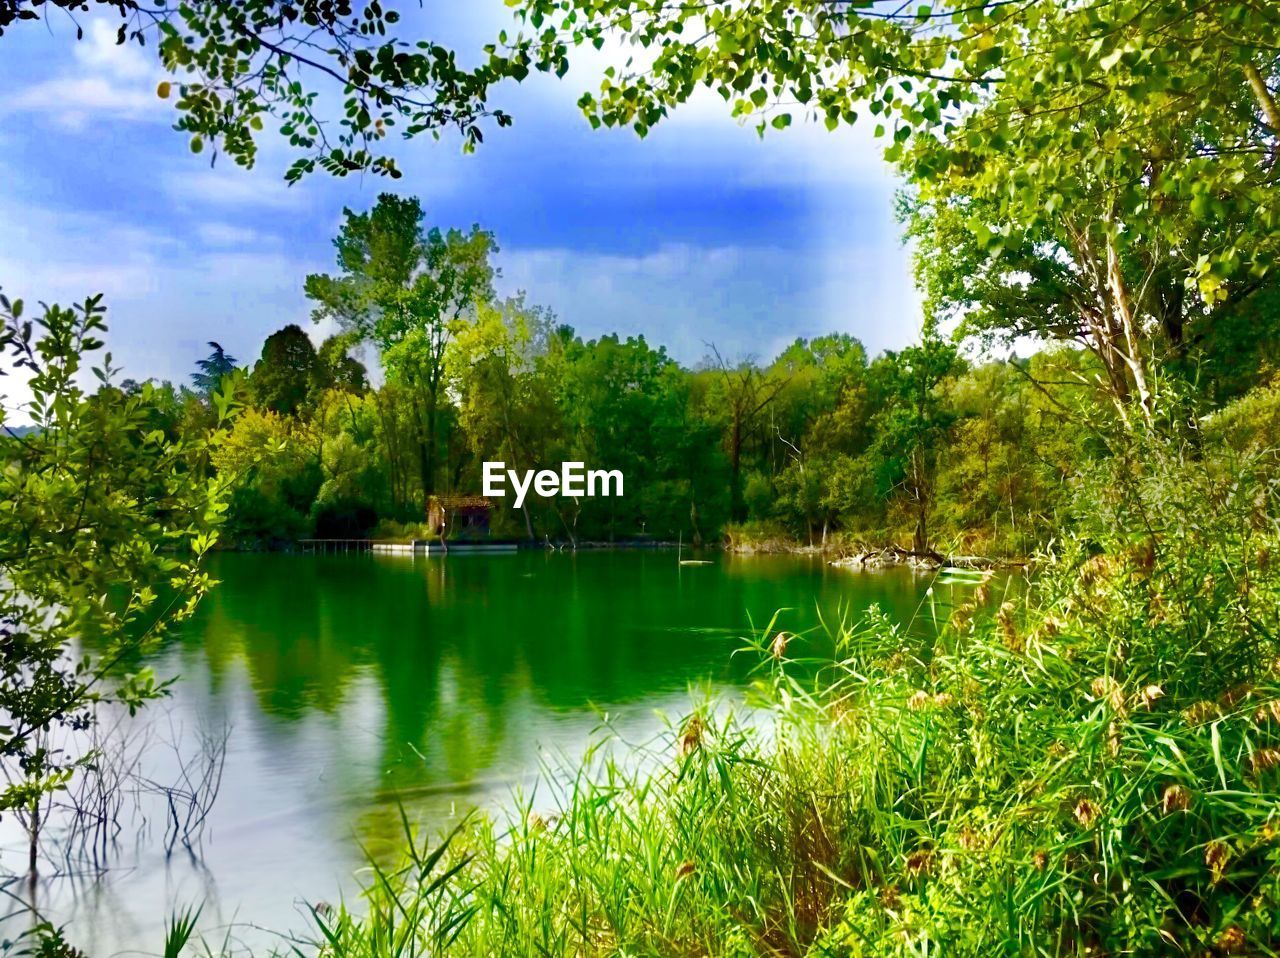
[
  {"xmin": 723, "ymin": 520, "xmax": 798, "ymax": 553},
  {"xmin": 369, "ymin": 519, "xmax": 439, "ymax": 543}
]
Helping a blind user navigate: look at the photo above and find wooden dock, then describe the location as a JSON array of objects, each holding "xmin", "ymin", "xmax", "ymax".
[
  {"xmin": 298, "ymin": 538, "xmax": 373, "ymax": 554},
  {"xmin": 375, "ymin": 540, "xmax": 519, "ymax": 555},
  {"xmin": 299, "ymin": 539, "xmax": 520, "ymax": 556}
]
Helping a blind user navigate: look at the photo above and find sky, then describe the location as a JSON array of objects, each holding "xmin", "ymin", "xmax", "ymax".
[{"xmin": 0, "ymin": 2, "xmax": 921, "ymax": 398}]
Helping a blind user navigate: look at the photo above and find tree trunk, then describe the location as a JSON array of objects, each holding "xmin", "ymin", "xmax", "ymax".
[
  {"xmin": 28, "ymin": 797, "xmax": 39, "ymax": 888},
  {"xmin": 913, "ymin": 506, "xmax": 928, "ymax": 554},
  {"xmin": 1067, "ymin": 218, "xmax": 1148, "ymax": 428},
  {"xmin": 911, "ymin": 448, "xmax": 930, "ymax": 553},
  {"xmin": 729, "ymin": 413, "xmax": 745, "ymax": 522},
  {"xmin": 425, "ymin": 398, "xmax": 438, "ymax": 498},
  {"xmin": 1105, "ymin": 228, "xmax": 1155, "ymax": 428},
  {"xmin": 1245, "ymin": 63, "xmax": 1280, "ymax": 161},
  {"xmin": 409, "ymin": 384, "xmax": 434, "ymax": 511}
]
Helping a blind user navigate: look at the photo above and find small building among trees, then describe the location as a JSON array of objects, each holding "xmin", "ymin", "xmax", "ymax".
[{"xmin": 428, "ymin": 495, "xmax": 494, "ymax": 538}]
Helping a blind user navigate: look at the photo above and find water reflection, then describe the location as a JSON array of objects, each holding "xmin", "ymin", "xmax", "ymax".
[{"xmin": 3, "ymin": 551, "xmax": 944, "ymax": 954}]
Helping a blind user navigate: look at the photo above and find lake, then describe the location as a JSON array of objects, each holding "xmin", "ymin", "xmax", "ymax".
[{"xmin": 7, "ymin": 550, "xmax": 950, "ymax": 954}]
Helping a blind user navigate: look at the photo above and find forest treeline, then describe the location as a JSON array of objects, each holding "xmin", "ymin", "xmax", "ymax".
[{"xmin": 125, "ymin": 193, "xmax": 1280, "ymax": 555}]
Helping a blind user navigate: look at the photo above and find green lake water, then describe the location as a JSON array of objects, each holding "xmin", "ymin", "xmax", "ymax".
[{"xmin": 10, "ymin": 550, "xmax": 955, "ymax": 954}]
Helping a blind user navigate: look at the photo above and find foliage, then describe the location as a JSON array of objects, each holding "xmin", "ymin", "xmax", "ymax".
[
  {"xmin": 0, "ymin": 290, "xmax": 231, "ymax": 844},
  {"xmin": 248, "ymin": 324, "xmax": 316, "ymax": 416},
  {"xmin": 316, "ymin": 335, "xmax": 369, "ymax": 396},
  {"xmin": 872, "ymin": 322, "xmax": 961, "ymax": 552},
  {"xmin": 1202, "ymin": 374, "xmax": 1280, "ymax": 455},
  {"xmin": 307, "ymin": 815, "xmax": 475, "ymax": 957},
  {"xmin": 210, "ymin": 407, "xmax": 320, "ymax": 546},
  {"xmin": 367, "ymin": 519, "xmax": 437, "ymax": 544},
  {"xmin": 174, "ymin": 193, "xmax": 1112, "ymax": 552},
  {"xmin": 448, "ymin": 296, "xmax": 561, "ymax": 539},
  {"xmin": 0, "ymin": 0, "xmax": 510, "ymax": 182}
]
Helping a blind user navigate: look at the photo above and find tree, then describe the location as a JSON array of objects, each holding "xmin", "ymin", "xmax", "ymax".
[
  {"xmin": 897, "ymin": 15, "xmax": 1280, "ymax": 426},
  {"xmin": 872, "ymin": 323, "xmax": 961, "ymax": 553},
  {"xmin": 769, "ymin": 335, "xmax": 871, "ymax": 463},
  {"xmin": 306, "ymin": 193, "xmax": 497, "ymax": 507},
  {"xmin": 316, "ymin": 335, "xmax": 369, "ymax": 395},
  {"xmin": 249, "ymin": 323, "xmax": 317, "ymax": 416},
  {"xmin": 0, "ymin": 289, "xmax": 232, "ymax": 879},
  {"xmin": 310, "ymin": 387, "xmax": 386, "ymax": 537},
  {"xmin": 556, "ymin": 332, "xmax": 685, "ymax": 539},
  {"xmin": 449, "ymin": 296, "xmax": 560, "ymax": 540},
  {"xmin": 192, "ymin": 341, "xmax": 238, "ymax": 397},
  {"xmin": 933, "ymin": 358, "xmax": 1091, "ymax": 556},
  {"xmin": 211, "ymin": 407, "xmax": 322, "ymax": 545},
  {"xmin": 704, "ymin": 347, "xmax": 790, "ymax": 522}
]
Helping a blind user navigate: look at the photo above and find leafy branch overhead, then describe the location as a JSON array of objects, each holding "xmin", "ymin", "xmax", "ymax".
[
  {"xmin": 9, "ymin": 3, "xmax": 1277, "ymax": 197},
  {"xmin": 1, "ymin": 0, "xmax": 511, "ymax": 182}
]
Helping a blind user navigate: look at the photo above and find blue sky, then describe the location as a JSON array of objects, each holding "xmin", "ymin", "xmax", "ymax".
[{"xmin": 0, "ymin": 2, "xmax": 920, "ymax": 393}]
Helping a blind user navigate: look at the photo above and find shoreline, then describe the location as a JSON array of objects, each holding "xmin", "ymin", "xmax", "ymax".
[
  {"xmin": 227, "ymin": 537, "xmax": 1029, "ymax": 569},
  {"xmin": 726, "ymin": 538, "xmax": 1028, "ymax": 571}
]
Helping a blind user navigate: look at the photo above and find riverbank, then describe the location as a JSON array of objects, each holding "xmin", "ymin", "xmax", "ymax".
[
  {"xmin": 828, "ymin": 545, "xmax": 1027, "ymax": 572},
  {"xmin": 296, "ymin": 534, "xmax": 1026, "ymax": 571},
  {"xmin": 724, "ymin": 527, "xmax": 1027, "ymax": 571}
]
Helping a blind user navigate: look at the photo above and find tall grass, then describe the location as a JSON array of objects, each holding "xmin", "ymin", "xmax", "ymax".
[{"xmin": 307, "ymin": 438, "xmax": 1280, "ymax": 956}]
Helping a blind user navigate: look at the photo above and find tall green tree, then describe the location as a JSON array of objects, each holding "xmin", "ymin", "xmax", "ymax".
[
  {"xmin": 191, "ymin": 341, "xmax": 238, "ymax": 398},
  {"xmin": 306, "ymin": 193, "xmax": 497, "ymax": 507},
  {"xmin": 249, "ymin": 323, "xmax": 317, "ymax": 416},
  {"xmin": 449, "ymin": 296, "xmax": 561, "ymax": 539},
  {"xmin": 704, "ymin": 347, "xmax": 791, "ymax": 523},
  {"xmin": 556, "ymin": 333, "xmax": 687, "ymax": 539},
  {"xmin": 316, "ymin": 335, "xmax": 369, "ymax": 395},
  {"xmin": 873, "ymin": 323, "xmax": 961, "ymax": 553}
]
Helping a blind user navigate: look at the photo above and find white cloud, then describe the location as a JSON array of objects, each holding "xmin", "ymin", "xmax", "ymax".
[
  {"xmin": 0, "ymin": 196, "xmax": 322, "ymax": 412},
  {"xmin": 163, "ymin": 165, "xmax": 310, "ymax": 210},
  {"xmin": 499, "ymin": 241, "xmax": 919, "ymax": 365},
  {"xmin": 3, "ymin": 19, "xmax": 167, "ymax": 129},
  {"xmin": 73, "ymin": 20, "xmax": 155, "ymax": 80},
  {"xmin": 197, "ymin": 222, "xmax": 266, "ymax": 248},
  {"xmin": 6, "ymin": 76, "xmax": 159, "ymax": 129},
  {"xmin": 0, "ymin": 204, "xmax": 170, "ymax": 301}
]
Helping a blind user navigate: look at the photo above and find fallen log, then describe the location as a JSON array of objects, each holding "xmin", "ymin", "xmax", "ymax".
[{"xmin": 830, "ymin": 547, "xmax": 1014, "ymax": 572}]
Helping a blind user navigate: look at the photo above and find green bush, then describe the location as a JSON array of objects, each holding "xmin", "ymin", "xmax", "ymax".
[
  {"xmin": 723, "ymin": 519, "xmax": 801, "ymax": 553},
  {"xmin": 369, "ymin": 519, "xmax": 439, "ymax": 543}
]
